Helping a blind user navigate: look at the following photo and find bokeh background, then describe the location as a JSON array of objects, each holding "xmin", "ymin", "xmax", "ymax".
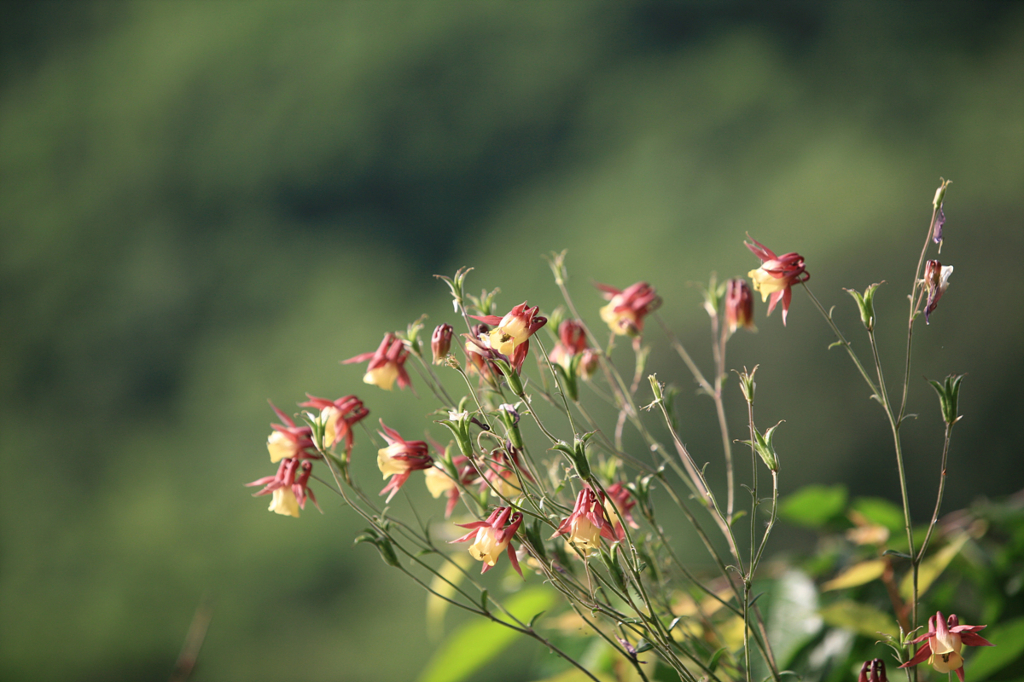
[{"xmin": 2, "ymin": 2, "xmax": 1022, "ymax": 681}]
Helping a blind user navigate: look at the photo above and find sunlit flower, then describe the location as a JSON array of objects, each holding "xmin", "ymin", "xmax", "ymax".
[
  {"xmin": 464, "ymin": 323, "xmax": 500, "ymax": 382},
  {"xmin": 858, "ymin": 658, "xmax": 888, "ymax": 682},
  {"xmin": 471, "ymin": 302, "xmax": 547, "ymax": 371},
  {"xmin": 596, "ymin": 282, "xmax": 661, "ymax": 336},
  {"xmin": 745, "ymin": 237, "xmax": 809, "ymax": 326},
  {"xmin": 548, "ymin": 319, "xmax": 594, "ymax": 373},
  {"xmin": 266, "ymin": 401, "xmax": 315, "ymax": 463},
  {"xmin": 343, "ymin": 333, "xmax": 411, "ymax": 391},
  {"xmin": 246, "ymin": 458, "xmax": 320, "ymax": 518},
  {"xmin": 299, "ymin": 394, "xmax": 369, "ymax": 456},
  {"xmin": 425, "ymin": 454, "xmax": 478, "ymax": 518},
  {"xmin": 376, "ymin": 420, "xmax": 433, "ymax": 502},
  {"xmin": 431, "ymin": 324, "xmax": 454, "ymax": 364},
  {"xmin": 604, "ymin": 483, "xmax": 639, "ymax": 541},
  {"xmin": 923, "ymin": 259, "xmax": 954, "ymax": 324},
  {"xmin": 725, "ymin": 278, "xmax": 756, "ymax": 333},
  {"xmin": 899, "ymin": 611, "xmax": 993, "ymax": 682},
  {"xmin": 551, "ymin": 487, "xmax": 617, "ymax": 555},
  {"xmin": 451, "ymin": 506, "xmax": 524, "ymax": 576},
  {"xmin": 481, "ymin": 446, "xmax": 534, "ymax": 499}
]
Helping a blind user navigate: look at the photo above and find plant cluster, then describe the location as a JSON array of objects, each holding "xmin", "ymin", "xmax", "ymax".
[{"xmin": 245, "ymin": 180, "xmax": 1022, "ymax": 682}]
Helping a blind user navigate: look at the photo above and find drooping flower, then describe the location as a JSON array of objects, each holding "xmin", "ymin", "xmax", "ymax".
[
  {"xmin": 548, "ymin": 319, "xmax": 591, "ymax": 371},
  {"xmin": 551, "ymin": 487, "xmax": 617, "ymax": 555},
  {"xmin": 899, "ymin": 611, "xmax": 993, "ymax": 682},
  {"xmin": 725, "ymin": 278, "xmax": 756, "ymax": 333},
  {"xmin": 464, "ymin": 323, "xmax": 500, "ymax": 383},
  {"xmin": 858, "ymin": 659, "xmax": 888, "ymax": 682},
  {"xmin": 745, "ymin": 237, "xmax": 809, "ymax": 326},
  {"xmin": 923, "ymin": 259, "xmax": 954, "ymax": 324},
  {"xmin": 424, "ymin": 454, "xmax": 478, "ymax": 518},
  {"xmin": 604, "ymin": 483, "xmax": 639, "ymax": 541},
  {"xmin": 481, "ymin": 445, "xmax": 534, "ymax": 500},
  {"xmin": 595, "ymin": 282, "xmax": 661, "ymax": 336},
  {"xmin": 343, "ymin": 333, "xmax": 411, "ymax": 391},
  {"xmin": 299, "ymin": 394, "xmax": 369, "ymax": 456},
  {"xmin": 431, "ymin": 324, "xmax": 454, "ymax": 364},
  {"xmin": 471, "ymin": 302, "xmax": 547, "ymax": 371},
  {"xmin": 451, "ymin": 506, "xmax": 524, "ymax": 576},
  {"xmin": 266, "ymin": 401, "xmax": 316, "ymax": 463},
  {"xmin": 246, "ymin": 458, "xmax": 320, "ymax": 518},
  {"xmin": 376, "ymin": 420, "xmax": 433, "ymax": 502}
]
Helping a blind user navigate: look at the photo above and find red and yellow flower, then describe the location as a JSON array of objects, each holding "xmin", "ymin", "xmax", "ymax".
[
  {"xmin": 471, "ymin": 302, "xmax": 547, "ymax": 371},
  {"xmin": 551, "ymin": 487, "xmax": 618, "ymax": 555},
  {"xmin": 745, "ymin": 237, "xmax": 809, "ymax": 326},
  {"xmin": 343, "ymin": 333, "xmax": 411, "ymax": 391},
  {"xmin": 246, "ymin": 458, "xmax": 320, "ymax": 518},
  {"xmin": 899, "ymin": 611, "xmax": 993, "ymax": 682},
  {"xmin": 595, "ymin": 282, "xmax": 661, "ymax": 336},
  {"xmin": 266, "ymin": 400, "xmax": 316, "ymax": 463},
  {"xmin": 451, "ymin": 506, "xmax": 524, "ymax": 576},
  {"xmin": 725, "ymin": 278, "xmax": 756, "ymax": 333},
  {"xmin": 299, "ymin": 394, "xmax": 369, "ymax": 457},
  {"xmin": 376, "ymin": 420, "xmax": 433, "ymax": 502}
]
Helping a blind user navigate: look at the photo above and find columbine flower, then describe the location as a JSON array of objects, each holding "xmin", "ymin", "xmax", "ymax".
[
  {"xmin": 604, "ymin": 482, "xmax": 639, "ymax": 540},
  {"xmin": 548, "ymin": 319, "xmax": 591, "ymax": 370},
  {"xmin": 464, "ymin": 323, "xmax": 500, "ymax": 382},
  {"xmin": 266, "ymin": 401, "xmax": 316, "ymax": 463},
  {"xmin": 343, "ymin": 333, "xmax": 411, "ymax": 391},
  {"xmin": 745, "ymin": 237, "xmax": 809, "ymax": 326},
  {"xmin": 923, "ymin": 259, "xmax": 954, "ymax": 324},
  {"xmin": 482, "ymin": 446, "xmax": 534, "ymax": 499},
  {"xmin": 899, "ymin": 611, "xmax": 993, "ymax": 682},
  {"xmin": 451, "ymin": 506, "xmax": 524, "ymax": 576},
  {"xmin": 596, "ymin": 282, "xmax": 661, "ymax": 336},
  {"xmin": 376, "ymin": 420, "xmax": 433, "ymax": 502},
  {"xmin": 425, "ymin": 455, "xmax": 478, "ymax": 518},
  {"xmin": 246, "ymin": 458, "xmax": 320, "ymax": 518},
  {"xmin": 431, "ymin": 324, "xmax": 454, "ymax": 364},
  {"xmin": 471, "ymin": 302, "xmax": 547, "ymax": 371},
  {"xmin": 299, "ymin": 394, "xmax": 369, "ymax": 456},
  {"xmin": 725, "ymin": 278, "xmax": 756, "ymax": 333},
  {"xmin": 551, "ymin": 487, "xmax": 617, "ymax": 555},
  {"xmin": 858, "ymin": 659, "xmax": 888, "ymax": 682}
]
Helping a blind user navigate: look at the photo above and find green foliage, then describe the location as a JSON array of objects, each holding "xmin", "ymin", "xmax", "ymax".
[
  {"xmin": 779, "ymin": 485, "xmax": 848, "ymax": 529},
  {"xmin": 417, "ymin": 587, "xmax": 556, "ymax": 682}
]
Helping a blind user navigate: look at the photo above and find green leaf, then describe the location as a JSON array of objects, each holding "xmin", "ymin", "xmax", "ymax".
[
  {"xmin": 819, "ymin": 600, "xmax": 898, "ymax": 638},
  {"xmin": 779, "ymin": 485, "xmax": 848, "ymax": 528},
  {"xmin": 766, "ymin": 570, "xmax": 823, "ymax": 669},
  {"xmin": 851, "ymin": 497, "xmax": 905, "ymax": 533},
  {"xmin": 821, "ymin": 559, "xmax": 886, "ymax": 591},
  {"xmin": 417, "ymin": 587, "xmax": 556, "ymax": 682},
  {"xmin": 965, "ymin": 616, "xmax": 1024, "ymax": 682}
]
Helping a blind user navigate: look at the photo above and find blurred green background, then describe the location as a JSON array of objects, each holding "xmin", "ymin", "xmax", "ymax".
[{"xmin": 2, "ymin": 2, "xmax": 1022, "ymax": 680}]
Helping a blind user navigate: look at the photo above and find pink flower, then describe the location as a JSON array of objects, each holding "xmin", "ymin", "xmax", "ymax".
[
  {"xmin": 551, "ymin": 487, "xmax": 617, "ymax": 555},
  {"xmin": 899, "ymin": 611, "xmax": 993, "ymax": 682},
  {"xmin": 471, "ymin": 302, "xmax": 547, "ymax": 371},
  {"xmin": 376, "ymin": 420, "xmax": 433, "ymax": 502},
  {"xmin": 604, "ymin": 483, "xmax": 639, "ymax": 541},
  {"xmin": 745, "ymin": 237, "xmax": 809, "ymax": 326},
  {"xmin": 266, "ymin": 401, "xmax": 316, "ymax": 463},
  {"xmin": 299, "ymin": 394, "xmax": 369, "ymax": 457},
  {"xmin": 595, "ymin": 282, "xmax": 661, "ymax": 336},
  {"xmin": 923, "ymin": 259, "xmax": 953, "ymax": 324},
  {"xmin": 246, "ymin": 458, "xmax": 320, "ymax": 518},
  {"xmin": 725, "ymin": 278, "xmax": 756, "ymax": 333},
  {"xmin": 431, "ymin": 324, "xmax": 454, "ymax": 364},
  {"xmin": 343, "ymin": 333, "xmax": 411, "ymax": 391},
  {"xmin": 548, "ymin": 320, "xmax": 589, "ymax": 369},
  {"xmin": 451, "ymin": 506, "xmax": 524, "ymax": 576}
]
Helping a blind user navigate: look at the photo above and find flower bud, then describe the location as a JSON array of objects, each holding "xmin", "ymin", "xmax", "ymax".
[
  {"xmin": 431, "ymin": 324, "xmax": 453, "ymax": 364},
  {"xmin": 923, "ymin": 259, "xmax": 953, "ymax": 324},
  {"xmin": 725, "ymin": 278, "xmax": 755, "ymax": 333}
]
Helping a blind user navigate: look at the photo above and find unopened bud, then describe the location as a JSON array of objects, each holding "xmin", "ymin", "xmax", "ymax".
[
  {"xmin": 923, "ymin": 260, "xmax": 953, "ymax": 324},
  {"xmin": 725, "ymin": 278, "xmax": 755, "ymax": 333},
  {"xmin": 431, "ymin": 324, "xmax": 453, "ymax": 364}
]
